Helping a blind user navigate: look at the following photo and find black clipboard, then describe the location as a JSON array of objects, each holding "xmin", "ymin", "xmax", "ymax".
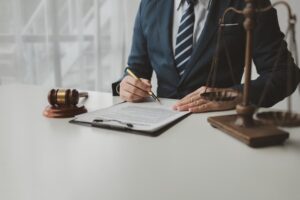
[
  {"xmin": 69, "ymin": 102, "xmax": 191, "ymax": 137},
  {"xmin": 70, "ymin": 113, "xmax": 190, "ymax": 137}
]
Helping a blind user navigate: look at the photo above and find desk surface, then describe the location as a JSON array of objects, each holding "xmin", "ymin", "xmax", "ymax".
[{"xmin": 1, "ymin": 85, "xmax": 300, "ymax": 200}]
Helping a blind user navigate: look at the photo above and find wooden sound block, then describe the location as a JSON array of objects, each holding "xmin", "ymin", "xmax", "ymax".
[
  {"xmin": 43, "ymin": 105, "xmax": 87, "ymax": 118},
  {"xmin": 208, "ymin": 114, "xmax": 289, "ymax": 148}
]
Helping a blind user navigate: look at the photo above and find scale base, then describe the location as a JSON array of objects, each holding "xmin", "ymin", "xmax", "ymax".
[
  {"xmin": 256, "ymin": 111, "xmax": 300, "ymax": 127},
  {"xmin": 208, "ymin": 114, "xmax": 289, "ymax": 148}
]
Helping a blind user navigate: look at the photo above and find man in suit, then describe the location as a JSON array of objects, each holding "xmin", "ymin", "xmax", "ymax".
[{"xmin": 113, "ymin": 0, "xmax": 300, "ymax": 113}]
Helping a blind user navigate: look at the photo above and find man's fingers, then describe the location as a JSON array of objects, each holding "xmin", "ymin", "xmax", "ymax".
[
  {"xmin": 123, "ymin": 82, "xmax": 150, "ymax": 98},
  {"xmin": 188, "ymin": 101, "xmax": 237, "ymax": 113},
  {"xmin": 172, "ymin": 86, "xmax": 240, "ymax": 113},
  {"xmin": 141, "ymin": 78, "xmax": 151, "ymax": 86},
  {"xmin": 119, "ymin": 76, "xmax": 153, "ymax": 102},
  {"xmin": 180, "ymin": 92, "xmax": 199, "ymax": 103},
  {"xmin": 189, "ymin": 102, "xmax": 217, "ymax": 113},
  {"xmin": 174, "ymin": 88, "xmax": 210, "ymax": 109},
  {"xmin": 176, "ymin": 99, "xmax": 207, "ymax": 111},
  {"xmin": 120, "ymin": 90, "xmax": 144, "ymax": 102},
  {"xmin": 174, "ymin": 86, "xmax": 210, "ymax": 107},
  {"xmin": 180, "ymin": 91, "xmax": 198, "ymax": 101},
  {"xmin": 125, "ymin": 76, "xmax": 151, "ymax": 93},
  {"xmin": 180, "ymin": 86, "xmax": 207, "ymax": 101},
  {"xmin": 174, "ymin": 93, "xmax": 200, "ymax": 108}
]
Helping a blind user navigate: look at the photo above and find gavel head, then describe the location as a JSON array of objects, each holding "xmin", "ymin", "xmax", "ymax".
[{"xmin": 48, "ymin": 89, "xmax": 80, "ymax": 107}]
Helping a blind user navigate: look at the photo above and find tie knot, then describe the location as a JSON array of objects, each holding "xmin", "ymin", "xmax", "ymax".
[{"xmin": 186, "ymin": 0, "xmax": 196, "ymax": 6}]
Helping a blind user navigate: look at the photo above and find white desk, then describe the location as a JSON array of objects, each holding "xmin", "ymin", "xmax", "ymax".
[{"xmin": 1, "ymin": 85, "xmax": 300, "ymax": 200}]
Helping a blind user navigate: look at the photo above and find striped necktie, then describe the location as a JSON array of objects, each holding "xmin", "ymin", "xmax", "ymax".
[{"xmin": 175, "ymin": 0, "xmax": 195, "ymax": 77}]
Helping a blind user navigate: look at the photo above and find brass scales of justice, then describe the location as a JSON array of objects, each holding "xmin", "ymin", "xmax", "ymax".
[{"xmin": 200, "ymin": 0, "xmax": 300, "ymax": 147}]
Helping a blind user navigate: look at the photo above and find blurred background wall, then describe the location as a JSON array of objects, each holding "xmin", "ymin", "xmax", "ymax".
[{"xmin": 0, "ymin": 0, "xmax": 140, "ymax": 91}]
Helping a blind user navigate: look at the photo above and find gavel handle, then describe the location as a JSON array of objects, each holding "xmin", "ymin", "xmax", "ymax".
[{"xmin": 79, "ymin": 92, "xmax": 89, "ymax": 98}]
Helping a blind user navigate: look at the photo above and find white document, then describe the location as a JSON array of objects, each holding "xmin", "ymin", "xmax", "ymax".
[{"xmin": 72, "ymin": 99, "xmax": 190, "ymax": 133}]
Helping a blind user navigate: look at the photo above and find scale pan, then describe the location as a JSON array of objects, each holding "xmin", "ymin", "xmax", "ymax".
[{"xmin": 256, "ymin": 111, "xmax": 300, "ymax": 127}]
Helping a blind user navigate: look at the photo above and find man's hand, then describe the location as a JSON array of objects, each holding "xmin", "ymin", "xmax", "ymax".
[
  {"xmin": 173, "ymin": 86, "xmax": 241, "ymax": 113},
  {"xmin": 120, "ymin": 75, "xmax": 152, "ymax": 102}
]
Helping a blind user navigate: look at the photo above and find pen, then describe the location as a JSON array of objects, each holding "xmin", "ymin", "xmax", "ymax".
[{"xmin": 126, "ymin": 68, "xmax": 161, "ymax": 104}]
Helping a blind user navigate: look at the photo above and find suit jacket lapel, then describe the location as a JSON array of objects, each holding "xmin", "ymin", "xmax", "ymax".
[
  {"xmin": 158, "ymin": 0, "xmax": 181, "ymax": 82},
  {"xmin": 178, "ymin": 0, "xmax": 233, "ymax": 86}
]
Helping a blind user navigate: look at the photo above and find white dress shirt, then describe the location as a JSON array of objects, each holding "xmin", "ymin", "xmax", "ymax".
[{"xmin": 172, "ymin": 0, "xmax": 211, "ymax": 55}]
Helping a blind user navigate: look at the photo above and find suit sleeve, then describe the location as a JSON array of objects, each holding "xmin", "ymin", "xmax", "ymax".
[
  {"xmin": 111, "ymin": 0, "xmax": 153, "ymax": 96},
  {"xmin": 234, "ymin": 1, "xmax": 300, "ymax": 107}
]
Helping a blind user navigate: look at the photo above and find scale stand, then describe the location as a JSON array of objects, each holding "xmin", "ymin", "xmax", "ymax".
[{"xmin": 208, "ymin": 0, "xmax": 289, "ymax": 148}]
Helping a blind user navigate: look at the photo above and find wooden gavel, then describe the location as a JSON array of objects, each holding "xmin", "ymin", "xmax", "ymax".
[{"xmin": 48, "ymin": 89, "xmax": 88, "ymax": 107}]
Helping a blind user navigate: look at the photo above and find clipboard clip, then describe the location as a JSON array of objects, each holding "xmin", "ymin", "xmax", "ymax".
[{"xmin": 92, "ymin": 118, "xmax": 134, "ymax": 128}]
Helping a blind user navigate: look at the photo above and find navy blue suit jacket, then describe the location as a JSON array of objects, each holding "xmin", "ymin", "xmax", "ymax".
[{"xmin": 112, "ymin": 0, "xmax": 300, "ymax": 107}]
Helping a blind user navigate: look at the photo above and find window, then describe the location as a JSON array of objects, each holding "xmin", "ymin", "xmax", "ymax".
[{"xmin": 0, "ymin": 0, "xmax": 139, "ymax": 92}]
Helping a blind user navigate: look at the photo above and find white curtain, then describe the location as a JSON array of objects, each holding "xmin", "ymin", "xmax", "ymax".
[{"xmin": 0, "ymin": 0, "xmax": 140, "ymax": 92}]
